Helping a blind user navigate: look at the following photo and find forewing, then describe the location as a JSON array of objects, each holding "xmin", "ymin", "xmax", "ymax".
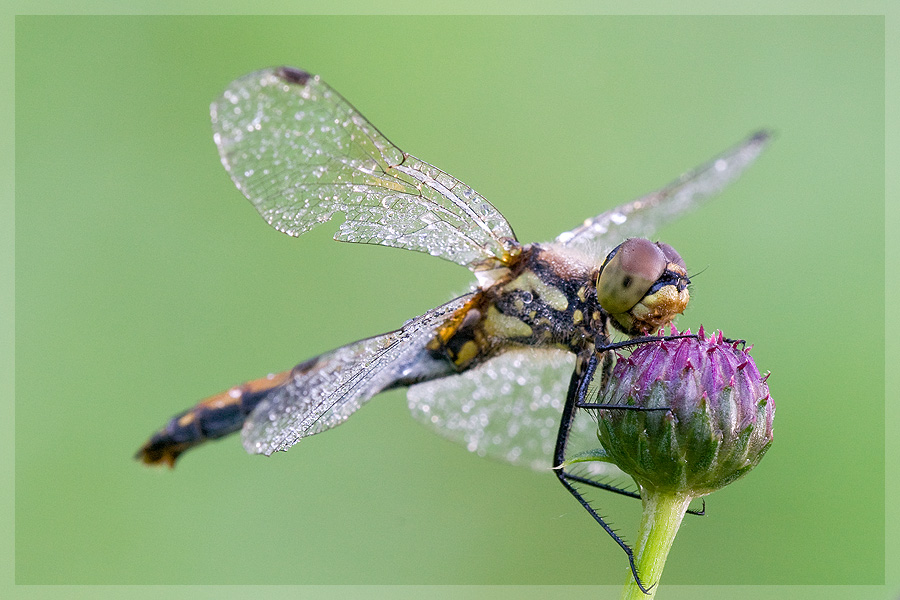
[
  {"xmin": 211, "ymin": 67, "xmax": 517, "ymax": 270},
  {"xmin": 407, "ymin": 348, "xmax": 622, "ymax": 476},
  {"xmin": 555, "ymin": 131, "xmax": 770, "ymax": 255},
  {"xmin": 243, "ymin": 294, "xmax": 474, "ymax": 455}
]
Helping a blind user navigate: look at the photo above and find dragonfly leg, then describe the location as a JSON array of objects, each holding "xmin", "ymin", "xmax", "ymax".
[
  {"xmin": 570, "ymin": 343, "xmax": 705, "ymax": 517},
  {"xmin": 554, "ymin": 352, "xmax": 653, "ymax": 594},
  {"xmin": 564, "ymin": 352, "xmax": 645, "ymax": 501},
  {"xmin": 577, "ymin": 333, "xmax": 699, "ymax": 412},
  {"xmin": 561, "ymin": 472, "xmax": 640, "ymax": 500},
  {"xmin": 561, "ymin": 471, "xmax": 705, "ymax": 517}
]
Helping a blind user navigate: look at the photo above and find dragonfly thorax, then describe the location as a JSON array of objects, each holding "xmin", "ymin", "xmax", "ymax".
[{"xmin": 428, "ymin": 244, "xmax": 606, "ymax": 370}]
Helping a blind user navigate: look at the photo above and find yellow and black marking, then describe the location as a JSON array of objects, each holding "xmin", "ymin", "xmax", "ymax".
[
  {"xmin": 428, "ymin": 245, "xmax": 606, "ymax": 370},
  {"xmin": 426, "ymin": 293, "xmax": 493, "ymax": 369},
  {"xmin": 137, "ymin": 369, "xmax": 293, "ymax": 467}
]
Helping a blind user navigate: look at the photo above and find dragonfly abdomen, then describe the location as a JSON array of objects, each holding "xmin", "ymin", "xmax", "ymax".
[{"xmin": 136, "ymin": 370, "xmax": 293, "ymax": 467}]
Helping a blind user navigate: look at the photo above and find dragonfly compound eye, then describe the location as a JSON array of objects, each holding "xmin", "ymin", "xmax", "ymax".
[
  {"xmin": 656, "ymin": 242, "xmax": 686, "ymax": 272},
  {"xmin": 597, "ymin": 238, "xmax": 691, "ymax": 335},
  {"xmin": 597, "ymin": 238, "xmax": 667, "ymax": 315}
]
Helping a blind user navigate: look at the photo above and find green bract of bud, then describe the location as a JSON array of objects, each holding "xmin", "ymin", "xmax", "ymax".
[{"xmin": 597, "ymin": 326, "xmax": 775, "ymax": 497}]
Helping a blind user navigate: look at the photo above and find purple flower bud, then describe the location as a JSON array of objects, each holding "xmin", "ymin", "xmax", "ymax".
[{"xmin": 597, "ymin": 326, "xmax": 775, "ymax": 496}]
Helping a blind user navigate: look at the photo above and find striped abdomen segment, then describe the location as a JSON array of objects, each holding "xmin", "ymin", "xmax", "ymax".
[{"xmin": 136, "ymin": 369, "xmax": 292, "ymax": 467}]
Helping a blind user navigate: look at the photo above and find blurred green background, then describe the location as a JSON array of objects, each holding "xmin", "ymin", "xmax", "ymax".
[{"xmin": 15, "ymin": 14, "xmax": 884, "ymax": 591}]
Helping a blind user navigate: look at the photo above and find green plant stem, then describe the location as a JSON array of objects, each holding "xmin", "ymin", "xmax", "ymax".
[{"xmin": 621, "ymin": 489, "xmax": 694, "ymax": 600}]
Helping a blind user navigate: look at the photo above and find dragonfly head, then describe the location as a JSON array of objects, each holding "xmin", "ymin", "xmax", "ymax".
[{"xmin": 596, "ymin": 238, "xmax": 690, "ymax": 336}]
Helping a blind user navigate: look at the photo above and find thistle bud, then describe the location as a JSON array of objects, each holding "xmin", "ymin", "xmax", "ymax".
[{"xmin": 598, "ymin": 326, "xmax": 775, "ymax": 496}]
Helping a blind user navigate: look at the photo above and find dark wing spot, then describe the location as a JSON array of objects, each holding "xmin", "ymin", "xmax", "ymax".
[
  {"xmin": 276, "ymin": 66, "xmax": 311, "ymax": 86},
  {"xmin": 751, "ymin": 129, "xmax": 772, "ymax": 143}
]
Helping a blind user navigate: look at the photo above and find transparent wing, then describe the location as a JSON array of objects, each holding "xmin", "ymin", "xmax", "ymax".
[
  {"xmin": 243, "ymin": 293, "xmax": 474, "ymax": 455},
  {"xmin": 555, "ymin": 131, "xmax": 771, "ymax": 255},
  {"xmin": 211, "ymin": 67, "xmax": 517, "ymax": 270},
  {"xmin": 407, "ymin": 347, "xmax": 623, "ymax": 476}
]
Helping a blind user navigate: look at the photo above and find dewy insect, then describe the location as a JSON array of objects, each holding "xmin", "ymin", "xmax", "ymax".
[{"xmin": 137, "ymin": 66, "xmax": 769, "ymax": 585}]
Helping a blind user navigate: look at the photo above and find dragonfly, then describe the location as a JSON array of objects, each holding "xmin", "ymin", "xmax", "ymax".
[{"xmin": 137, "ymin": 66, "xmax": 769, "ymax": 588}]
